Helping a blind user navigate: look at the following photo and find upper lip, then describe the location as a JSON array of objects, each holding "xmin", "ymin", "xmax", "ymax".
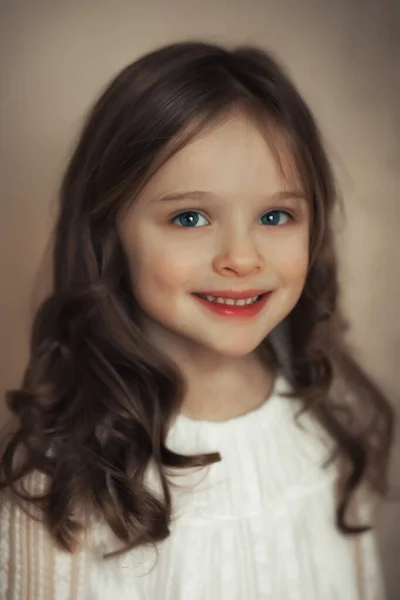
[{"xmin": 194, "ymin": 289, "xmax": 270, "ymax": 300}]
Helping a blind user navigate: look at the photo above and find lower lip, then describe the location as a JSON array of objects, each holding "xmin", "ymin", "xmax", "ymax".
[{"xmin": 192, "ymin": 293, "xmax": 272, "ymax": 318}]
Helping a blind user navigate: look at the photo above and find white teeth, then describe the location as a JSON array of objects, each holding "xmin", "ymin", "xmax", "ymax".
[{"xmin": 202, "ymin": 295, "xmax": 260, "ymax": 306}]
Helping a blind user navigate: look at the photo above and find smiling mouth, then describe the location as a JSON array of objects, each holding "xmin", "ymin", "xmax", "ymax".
[
  {"xmin": 191, "ymin": 291, "xmax": 272, "ymax": 318},
  {"xmin": 193, "ymin": 293, "xmax": 265, "ymax": 306}
]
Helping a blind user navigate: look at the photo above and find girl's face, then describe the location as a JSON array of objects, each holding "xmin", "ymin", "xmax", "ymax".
[{"xmin": 118, "ymin": 113, "xmax": 310, "ymax": 359}]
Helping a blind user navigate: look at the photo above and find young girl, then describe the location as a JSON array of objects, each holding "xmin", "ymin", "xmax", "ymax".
[{"xmin": 0, "ymin": 40, "xmax": 395, "ymax": 600}]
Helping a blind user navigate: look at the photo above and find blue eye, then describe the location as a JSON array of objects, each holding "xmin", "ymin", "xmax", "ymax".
[
  {"xmin": 171, "ymin": 211, "xmax": 208, "ymax": 227},
  {"xmin": 260, "ymin": 210, "xmax": 291, "ymax": 226},
  {"xmin": 170, "ymin": 209, "xmax": 292, "ymax": 228}
]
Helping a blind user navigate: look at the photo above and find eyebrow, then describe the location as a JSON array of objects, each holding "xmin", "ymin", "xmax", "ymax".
[{"xmin": 153, "ymin": 189, "xmax": 307, "ymax": 203}]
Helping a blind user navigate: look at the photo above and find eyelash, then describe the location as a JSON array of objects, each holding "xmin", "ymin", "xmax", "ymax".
[{"xmin": 169, "ymin": 209, "xmax": 295, "ymax": 227}]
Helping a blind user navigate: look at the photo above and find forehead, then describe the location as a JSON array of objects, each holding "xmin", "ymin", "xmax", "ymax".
[{"xmin": 139, "ymin": 112, "xmax": 302, "ymax": 201}]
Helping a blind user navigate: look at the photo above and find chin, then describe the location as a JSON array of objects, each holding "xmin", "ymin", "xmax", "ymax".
[{"xmin": 203, "ymin": 337, "xmax": 266, "ymax": 358}]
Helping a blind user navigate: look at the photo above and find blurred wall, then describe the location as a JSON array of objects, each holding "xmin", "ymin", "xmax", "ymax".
[{"xmin": 0, "ymin": 0, "xmax": 399, "ymax": 596}]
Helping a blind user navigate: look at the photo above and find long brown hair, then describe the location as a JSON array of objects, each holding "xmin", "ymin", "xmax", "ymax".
[{"xmin": 0, "ymin": 41, "xmax": 395, "ymax": 558}]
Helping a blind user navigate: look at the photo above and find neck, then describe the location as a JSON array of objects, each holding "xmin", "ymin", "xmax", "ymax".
[{"xmin": 177, "ymin": 348, "xmax": 276, "ymax": 422}]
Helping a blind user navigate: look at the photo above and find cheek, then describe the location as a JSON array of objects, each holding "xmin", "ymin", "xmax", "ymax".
[
  {"xmin": 272, "ymin": 235, "xmax": 309, "ymax": 285},
  {"xmin": 130, "ymin": 243, "xmax": 198, "ymax": 299},
  {"xmin": 281, "ymin": 254, "xmax": 309, "ymax": 283}
]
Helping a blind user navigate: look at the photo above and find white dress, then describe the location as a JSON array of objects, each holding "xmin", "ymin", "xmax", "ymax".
[{"xmin": 0, "ymin": 375, "xmax": 386, "ymax": 599}]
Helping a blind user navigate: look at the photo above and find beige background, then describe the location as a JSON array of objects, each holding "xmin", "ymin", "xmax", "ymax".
[{"xmin": 0, "ymin": 0, "xmax": 399, "ymax": 596}]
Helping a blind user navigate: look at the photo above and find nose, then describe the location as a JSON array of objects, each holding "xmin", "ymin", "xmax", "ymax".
[{"xmin": 212, "ymin": 226, "xmax": 263, "ymax": 278}]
